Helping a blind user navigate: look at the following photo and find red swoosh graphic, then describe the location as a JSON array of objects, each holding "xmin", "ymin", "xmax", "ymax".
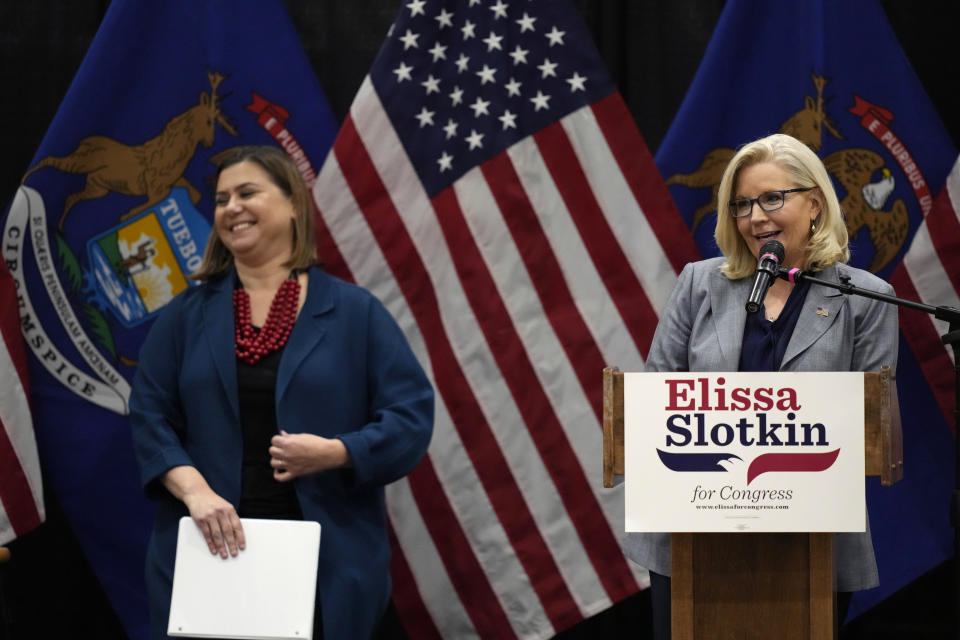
[{"xmin": 746, "ymin": 449, "xmax": 840, "ymax": 485}]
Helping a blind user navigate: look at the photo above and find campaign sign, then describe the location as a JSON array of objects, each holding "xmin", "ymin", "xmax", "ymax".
[{"xmin": 624, "ymin": 372, "xmax": 865, "ymax": 533}]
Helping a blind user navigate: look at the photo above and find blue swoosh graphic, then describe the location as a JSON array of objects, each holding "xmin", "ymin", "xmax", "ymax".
[{"xmin": 656, "ymin": 449, "xmax": 742, "ymax": 472}]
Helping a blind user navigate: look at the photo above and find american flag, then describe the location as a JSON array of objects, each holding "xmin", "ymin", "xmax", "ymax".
[
  {"xmin": 313, "ymin": 0, "xmax": 699, "ymax": 636},
  {"xmin": 891, "ymin": 155, "xmax": 960, "ymax": 424},
  {"xmin": 0, "ymin": 260, "xmax": 45, "ymax": 546}
]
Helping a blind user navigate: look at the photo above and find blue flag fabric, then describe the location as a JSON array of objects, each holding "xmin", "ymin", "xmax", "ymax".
[
  {"xmin": 2, "ymin": 1, "xmax": 337, "ymax": 636},
  {"xmin": 655, "ymin": 0, "xmax": 957, "ymax": 620}
]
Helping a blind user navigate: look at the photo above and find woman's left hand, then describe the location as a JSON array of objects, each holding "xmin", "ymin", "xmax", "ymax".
[{"xmin": 269, "ymin": 430, "xmax": 351, "ymax": 481}]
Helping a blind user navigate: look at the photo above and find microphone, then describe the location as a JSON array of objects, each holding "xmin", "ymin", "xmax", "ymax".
[{"xmin": 745, "ymin": 240, "xmax": 785, "ymax": 313}]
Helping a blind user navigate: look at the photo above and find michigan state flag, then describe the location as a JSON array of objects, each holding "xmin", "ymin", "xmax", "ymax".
[
  {"xmin": 1, "ymin": 1, "xmax": 337, "ymax": 636},
  {"xmin": 655, "ymin": 0, "xmax": 957, "ymax": 621}
]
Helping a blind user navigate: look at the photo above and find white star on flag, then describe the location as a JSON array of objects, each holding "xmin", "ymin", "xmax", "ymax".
[
  {"xmin": 406, "ymin": 0, "xmax": 426, "ymax": 17},
  {"xmin": 538, "ymin": 58, "xmax": 558, "ymax": 78},
  {"xmin": 509, "ymin": 45, "xmax": 529, "ymax": 65},
  {"xmin": 449, "ymin": 85, "xmax": 464, "ymax": 106},
  {"xmin": 516, "ymin": 12, "xmax": 537, "ymax": 32},
  {"xmin": 498, "ymin": 109, "xmax": 517, "ymax": 130},
  {"xmin": 476, "ymin": 64, "xmax": 497, "ymax": 85},
  {"xmin": 399, "ymin": 29, "xmax": 420, "ymax": 50},
  {"xmin": 483, "ymin": 31, "xmax": 504, "ymax": 52},
  {"xmin": 442, "ymin": 118, "xmax": 458, "ymax": 139},
  {"xmin": 414, "ymin": 106, "xmax": 435, "ymax": 127},
  {"xmin": 505, "ymin": 77, "xmax": 522, "ymax": 96},
  {"xmin": 470, "ymin": 96, "xmax": 491, "ymax": 117},
  {"xmin": 461, "ymin": 20, "xmax": 476, "ymax": 40},
  {"xmin": 434, "ymin": 8, "xmax": 454, "ymax": 28},
  {"xmin": 465, "ymin": 128, "xmax": 484, "ymax": 149},
  {"xmin": 455, "ymin": 53, "xmax": 470, "ymax": 73},
  {"xmin": 490, "ymin": 0, "xmax": 509, "ymax": 19},
  {"xmin": 421, "ymin": 74, "xmax": 441, "ymax": 94},
  {"xmin": 546, "ymin": 25, "xmax": 566, "ymax": 46},
  {"xmin": 530, "ymin": 89, "xmax": 550, "ymax": 111},
  {"xmin": 437, "ymin": 151, "xmax": 453, "ymax": 171},
  {"xmin": 428, "ymin": 42, "xmax": 448, "ymax": 61},
  {"xmin": 392, "ymin": 61, "xmax": 413, "ymax": 82},
  {"xmin": 566, "ymin": 71, "xmax": 587, "ymax": 92}
]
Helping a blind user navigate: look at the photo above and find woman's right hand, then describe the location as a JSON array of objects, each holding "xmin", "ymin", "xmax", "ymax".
[
  {"xmin": 182, "ymin": 488, "xmax": 246, "ymax": 559},
  {"xmin": 162, "ymin": 465, "xmax": 245, "ymax": 559}
]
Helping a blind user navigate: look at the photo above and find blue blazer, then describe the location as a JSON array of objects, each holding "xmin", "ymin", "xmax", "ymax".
[
  {"xmin": 623, "ymin": 257, "xmax": 898, "ymax": 591},
  {"xmin": 130, "ymin": 266, "xmax": 434, "ymax": 639}
]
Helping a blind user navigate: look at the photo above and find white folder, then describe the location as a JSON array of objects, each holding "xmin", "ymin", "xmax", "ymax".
[{"xmin": 168, "ymin": 517, "xmax": 321, "ymax": 639}]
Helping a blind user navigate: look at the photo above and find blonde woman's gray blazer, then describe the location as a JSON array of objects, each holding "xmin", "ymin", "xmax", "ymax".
[{"xmin": 623, "ymin": 256, "xmax": 898, "ymax": 591}]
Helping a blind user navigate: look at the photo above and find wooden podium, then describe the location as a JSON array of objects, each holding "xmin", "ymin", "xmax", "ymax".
[{"xmin": 602, "ymin": 367, "xmax": 902, "ymax": 639}]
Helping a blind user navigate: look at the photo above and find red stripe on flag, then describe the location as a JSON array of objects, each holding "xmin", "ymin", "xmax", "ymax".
[
  {"xmin": 434, "ymin": 185, "xmax": 639, "ymax": 612},
  {"xmin": 409, "ymin": 459, "xmax": 518, "ymax": 637},
  {"xmin": 387, "ymin": 522, "xmax": 443, "ymax": 640},
  {"xmin": 591, "ymin": 93, "xmax": 700, "ymax": 273},
  {"xmin": 481, "ymin": 153, "xmax": 606, "ymax": 423},
  {"xmin": 920, "ymin": 189, "xmax": 960, "ymax": 295},
  {"xmin": 534, "ymin": 122, "xmax": 660, "ymax": 357},
  {"xmin": 400, "ymin": 436, "xmax": 517, "ymax": 634},
  {"xmin": 889, "ymin": 266, "xmax": 957, "ymax": 428},
  {"xmin": 0, "ymin": 421, "xmax": 41, "ymax": 536},
  {"xmin": 0, "ymin": 263, "xmax": 42, "ymax": 536},
  {"xmin": 334, "ymin": 116, "xmax": 557, "ymax": 634},
  {"xmin": 310, "ymin": 201, "xmax": 355, "ymax": 284},
  {"xmin": 0, "ymin": 265, "xmax": 30, "ymax": 390},
  {"xmin": 430, "ymin": 186, "xmax": 583, "ymax": 628}
]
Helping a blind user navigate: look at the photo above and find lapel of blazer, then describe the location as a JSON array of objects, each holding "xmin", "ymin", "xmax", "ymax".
[
  {"xmin": 276, "ymin": 268, "xmax": 334, "ymax": 406},
  {"xmin": 202, "ymin": 273, "xmax": 240, "ymax": 424},
  {"xmin": 781, "ymin": 264, "xmax": 846, "ymax": 368},
  {"xmin": 709, "ymin": 267, "xmax": 751, "ymax": 370}
]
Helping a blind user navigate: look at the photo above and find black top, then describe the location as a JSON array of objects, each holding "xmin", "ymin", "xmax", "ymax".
[
  {"xmin": 236, "ymin": 332, "xmax": 303, "ymax": 520},
  {"xmin": 738, "ymin": 279, "xmax": 811, "ymax": 372}
]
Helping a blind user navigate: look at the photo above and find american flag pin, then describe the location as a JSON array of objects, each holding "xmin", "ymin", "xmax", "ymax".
[{"xmin": 816, "ymin": 307, "xmax": 829, "ymax": 316}]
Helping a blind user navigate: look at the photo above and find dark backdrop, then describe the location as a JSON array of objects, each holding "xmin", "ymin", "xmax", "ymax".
[{"xmin": 1, "ymin": 1, "xmax": 957, "ymax": 638}]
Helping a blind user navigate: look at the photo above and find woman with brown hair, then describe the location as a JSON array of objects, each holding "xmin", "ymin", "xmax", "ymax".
[{"xmin": 130, "ymin": 145, "xmax": 434, "ymax": 639}]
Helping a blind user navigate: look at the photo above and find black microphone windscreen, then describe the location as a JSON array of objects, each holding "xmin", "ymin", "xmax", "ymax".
[{"xmin": 759, "ymin": 240, "xmax": 785, "ymax": 263}]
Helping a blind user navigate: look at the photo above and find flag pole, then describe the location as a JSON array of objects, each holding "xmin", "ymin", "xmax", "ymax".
[{"xmin": 944, "ymin": 323, "xmax": 960, "ymax": 640}]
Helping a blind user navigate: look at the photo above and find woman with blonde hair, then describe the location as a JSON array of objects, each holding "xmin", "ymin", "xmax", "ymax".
[{"xmin": 625, "ymin": 133, "xmax": 897, "ymax": 638}]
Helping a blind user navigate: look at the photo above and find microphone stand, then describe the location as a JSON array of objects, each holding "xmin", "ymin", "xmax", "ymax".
[{"xmin": 779, "ymin": 267, "xmax": 960, "ymax": 635}]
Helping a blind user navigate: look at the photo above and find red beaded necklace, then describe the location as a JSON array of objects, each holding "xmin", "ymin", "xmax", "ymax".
[{"xmin": 233, "ymin": 272, "xmax": 301, "ymax": 365}]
